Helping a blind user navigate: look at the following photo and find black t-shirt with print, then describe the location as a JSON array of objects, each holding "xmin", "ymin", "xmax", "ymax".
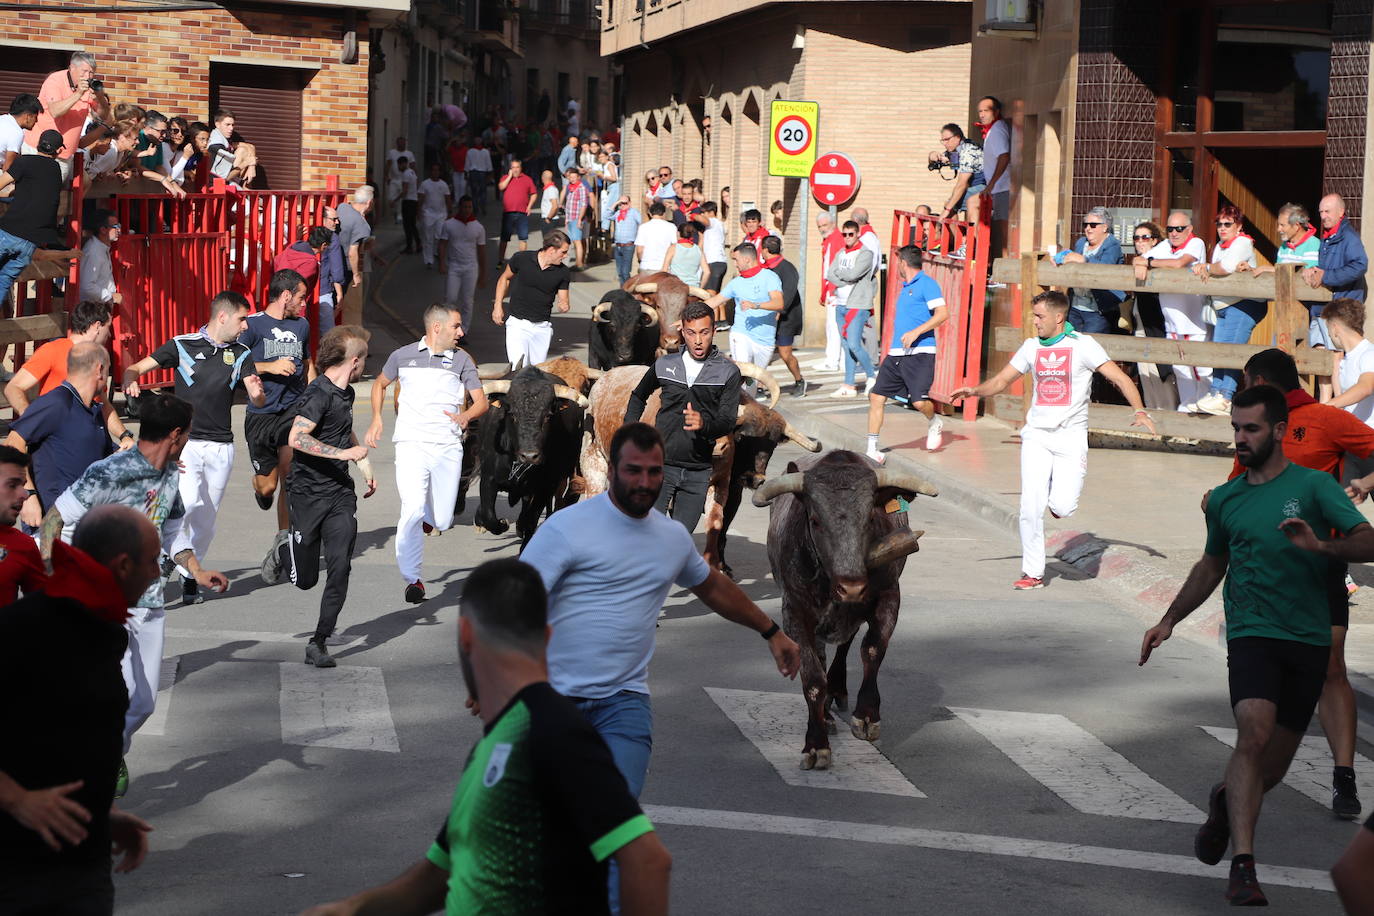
[{"xmin": 150, "ymin": 333, "xmax": 253, "ymax": 443}]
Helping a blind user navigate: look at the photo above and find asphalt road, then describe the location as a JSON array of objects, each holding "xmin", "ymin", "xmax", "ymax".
[{"xmin": 109, "ymin": 230, "xmax": 1363, "ymax": 915}]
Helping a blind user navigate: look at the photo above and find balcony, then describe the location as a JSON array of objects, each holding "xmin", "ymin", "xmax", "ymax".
[
  {"xmin": 464, "ymin": 0, "xmax": 524, "ymax": 58},
  {"xmin": 522, "ymin": 0, "xmax": 600, "ymax": 37}
]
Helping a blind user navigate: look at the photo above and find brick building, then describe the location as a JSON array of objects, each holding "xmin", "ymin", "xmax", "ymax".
[
  {"xmin": 0, "ymin": 0, "xmax": 405, "ymax": 190},
  {"xmin": 602, "ymin": 0, "xmax": 972, "ymax": 343}
]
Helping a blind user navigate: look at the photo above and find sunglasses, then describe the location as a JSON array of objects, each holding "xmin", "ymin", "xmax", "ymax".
[
  {"xmin": 1166, "ymin": 226, "xmax": 1189, "ymax": 232},
  {"xmin": 1083, "ymin": 222, "xmax": 1103, "ymax": 228},
  {"xmin": 842, "ymin": 231, "xmax": 858, "ymax": 237},
  {"xmin": 1216, "ymin": 220, "xmax": 1235, "ymax": 227},
  {"xmin": 1133, "ymin": 234, "xmax": 1155, "ymax": 241},
  {"xmin": 659, "ymin": 172, "xmax": 671, "ymax": 177}
]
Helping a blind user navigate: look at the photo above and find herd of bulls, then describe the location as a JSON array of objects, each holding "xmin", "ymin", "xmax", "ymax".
[{"xmin": 448, "ymin": 272, "xmax": 940, "ymax": 768}]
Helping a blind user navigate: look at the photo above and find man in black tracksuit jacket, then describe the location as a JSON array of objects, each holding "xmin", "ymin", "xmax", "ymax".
[{"xmin": 624, "ymin": 301, "xmax": 741, "ymax": 533}]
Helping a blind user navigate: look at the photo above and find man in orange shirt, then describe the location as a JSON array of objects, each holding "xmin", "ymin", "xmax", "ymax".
[
  {"xmin": 23, "ymin": 51, "xmax": 98, "ymax": 183},
  {"xmin": 1220, "ymin": 348, "xmax": 1374, "ymax": 821}
]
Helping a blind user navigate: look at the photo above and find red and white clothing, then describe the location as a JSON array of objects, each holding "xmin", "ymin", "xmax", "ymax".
[
  {"xmin": 858, "ymin": 224, "xmax": 882, "ymax": 279},
  {"xmin": 1146, "ymin": 236, "xmax": 1212, "ymax": 409},
  {"xmin": 0, "ymin": 525, "xmax": 46, "ymax": 604},
  {"xmin": 438, "ymin": 215, "xmax": 485, "ymax": 328},
  {"xmin": 743, "ymin": 226, "xmax": 772, "ymax": 260},
  {"xmin": 1009, "ymin": 331, "xmax": 1110, "ymax": 579},
  {"xmin": 819, "ymin": 228, "xmax": 845, "ymax": 367}
]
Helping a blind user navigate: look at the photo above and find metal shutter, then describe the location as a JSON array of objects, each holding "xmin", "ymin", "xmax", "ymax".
[
  {"xmin": 209, "ymin": 63, "xmax": 309, "ymax": 190},
  {"xmin": 0, "ymin": 47, "xmax": 68, "ymax": 115}
]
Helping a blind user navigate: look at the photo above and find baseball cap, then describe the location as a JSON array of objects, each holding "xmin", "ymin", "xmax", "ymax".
[{"xmin": 37, "ymin": 129, "xmax": 64, "ymax": 155}]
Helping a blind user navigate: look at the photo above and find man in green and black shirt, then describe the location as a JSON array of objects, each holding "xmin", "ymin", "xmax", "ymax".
[{"xmin": 302, "ymin": 558, "xmax": 671, "ymax": 916}]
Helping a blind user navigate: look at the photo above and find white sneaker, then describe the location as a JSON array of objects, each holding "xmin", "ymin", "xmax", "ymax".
[
  {"xmin": 1178, "ymin": 402, "xmax": 1198, "ymax": 414},
  {"xmin": 1194, "ymin": 393, "xmax": 1232, "ymax": 416},
  {"xmin": 864, "ymin": 377, "xmax": 877, "ymax": 395},
  {"xmin": 866, "ymin": 447, "xmax": 886, "ymax": 465},
  {"xmin": 818, "ymin": 362, "xmax": 840, "ymax": 372},
  {"xmin": 926, "ymin": 415, "xmax": 944, "ymax": 451},
  {"xmin": 831, "ymin": 385, "xmax": 857, "ymax": 399}
]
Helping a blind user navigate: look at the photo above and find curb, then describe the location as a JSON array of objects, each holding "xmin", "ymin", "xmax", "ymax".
[{"xmin": 772, "ymin": 402, "xmax": 1226, "ymax": 648}]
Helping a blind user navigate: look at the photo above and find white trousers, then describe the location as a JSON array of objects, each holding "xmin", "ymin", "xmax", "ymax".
[
  {"xmin": 1167, "ymin": 331, "xmax": 1212, "ymax": 410},
  {"xmin": 395, "ymin": 440, "xmax": 464, "ymax": 582},
  {"xmin": 451, "ymin": 172, "xmax": 467, "ymax": 201},
  {"xmin": 824, "ymin": 304, "xmax": 843, "ymax": 367},
  {"xmin": 420, "ymin": 211, "xmax": 446, "ymax": 265},
  {"xmin": 175, "ymin": 439, "xmax": 234, "ymax": 578},
  {"xmin": 505, "ymin": 316, "xmax": 553, "ymax": 366},
  {"xmin": 122, "ymin": 607, "xmax": 165, "ymax": 753},
  {"xmin": 445, "ymin": 265, "xmax": 479, "ymax": 330},
  {"xmin": 1019, "ymin": 425, "xmax": 1088, "ymax": 580},
  {"xmin": 729, "ymin": 331, "xmax": 775, "ymax": 370}
]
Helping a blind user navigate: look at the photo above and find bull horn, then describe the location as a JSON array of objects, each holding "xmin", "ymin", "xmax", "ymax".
[
  {"xmin": 477, "ymin": 362, "xmax": 510, "ymax": 380},
  {"xmin": 752, "ymin": 472, "xmax": 805, "ymax": 507},
  {"xmin": 866, "ymin": 529, "xmax": 925, "ymax": 569},
  {"xmin": 733, "ymin": 361, "xmax": 781, "ymax": 409},
  {"xmin": 482, "ymin": 380, "xmax": 511, "ymax": 396},
  {"xmin": 633, "ymin": 282, "xmax": 658, "ymax": 294},
  {"xmin": 873, "ymin": 468, "xmax": 939, "ymax": 498},
  {"xmin": 591, "ymin": 303, "xmax": 611, "ymax": 323},
  {"xmin": 584, "ymin": 368, "xmax": 605, "ymax": 380},
  {"xmin": 640, "ymin": 304, "xmax": 660, "ymax": 325},
  {"xmin": 784, "ymin": 420, "xmax": 822, "ymax": 452},
  {"xmin": 553, "ymin": 384, "xmax": 589, "ymax": 408},
  {"xmin": 688, "ymin": 286, "xmax": 711, "ymax": 300}
]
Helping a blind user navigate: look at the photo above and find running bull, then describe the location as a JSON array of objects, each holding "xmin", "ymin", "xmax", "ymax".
[
  {"xmin": 473, "ymin": 365, "xmax": 589, "ymax": 548},
  {"xmin": 589, "ymin": 289, "xmax": 661, "ymax": 369},
  {"xmin": 624, "ymin": 272, "xmax": 711, "ymax": 354},
  {"xmin": 753, "ymin": 450, "xmax": 936, "ymax": 770}
]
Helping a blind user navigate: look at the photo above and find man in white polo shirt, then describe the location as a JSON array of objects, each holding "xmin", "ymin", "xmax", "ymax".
[
  {"xmin": 365, "ymin": 303, "xmax": 488, "ymax": 605},
  {"xmin": 953, "ymin": 291, "xmax": 1156, "ymax": 589}
]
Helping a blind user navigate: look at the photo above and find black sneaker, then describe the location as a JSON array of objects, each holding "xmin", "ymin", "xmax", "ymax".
[
  {"xmin": 1195, "ymin": 782, "xmax": 1230, "ymax": 865},
  {"xmin": 305, "ymin": 641, "xmax": 337, "ymax": 668},
  {"xmin": 182, "ymin": 577, "xmax": 204, "ymax": 605},
  {"xmin": 1225, "ymin": 859, "xmax": 1267, "ymax": 906},
  {"xmin": 1334, "ymin": 769, "xmax": 1362, "ymax": 820},
  {"xmin": 404, "ymin": 581, "xmax": 426, "ymax": 604},
  {"xmin": 787, "ymin": 379, "xmax": 810, "ymax": 398},
  {"xmin": 254, "ymin": 489, "xmax": 273, "ymax": 510}
]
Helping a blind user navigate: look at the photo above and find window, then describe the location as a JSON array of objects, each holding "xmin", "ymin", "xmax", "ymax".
[
  {"xmin": 1212, "ymin": 4, "xmax": 1331, "ymax": 132},
  {"xmin": 210, "ymin": 62, "xmax": 311, "ymax": 189}
]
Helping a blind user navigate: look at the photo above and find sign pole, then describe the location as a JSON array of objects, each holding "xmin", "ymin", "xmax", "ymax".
[{"xmin": 798, "ymin": 177, "xmax": 810, "ymax": 341}]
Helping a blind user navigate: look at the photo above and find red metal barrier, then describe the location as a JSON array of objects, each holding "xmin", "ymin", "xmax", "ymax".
[
  {"xmin": 108, "ymin": 177, "xmax": 343, "ymax": 375},
  {"xmin": 882, "ymin": 209, "xmax": 990, "ymax": 421}
]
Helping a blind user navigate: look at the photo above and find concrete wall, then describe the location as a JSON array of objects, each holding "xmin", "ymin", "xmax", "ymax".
[
  {"xmin": 2, "ymin": 0, "xmax": 373, "ymax": 188},
  {"xmin": 512, "ymin": 27, "xmax": 613, "ymax": 132}
]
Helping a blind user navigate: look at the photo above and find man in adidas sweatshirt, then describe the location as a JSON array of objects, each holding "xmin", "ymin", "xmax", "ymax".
[{"xmin": 624, "ymin": 300, "xmax": 741, "ymax": 534}]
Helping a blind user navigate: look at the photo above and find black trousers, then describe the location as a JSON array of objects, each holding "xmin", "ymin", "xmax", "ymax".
[
  {"xmin": 1, "ymin": 857, "xmax": 114, "ymax": 915},
  {"xmin": 401, "ymin": 200, "xmax": 420, "ymax": 251},
  {"xmin": 280, "ymin": 487, "xmax": 358, "ymax": 643},
  {"xmin": 654, "ymin": 464, "xmax": 711, "ymax": 535}
]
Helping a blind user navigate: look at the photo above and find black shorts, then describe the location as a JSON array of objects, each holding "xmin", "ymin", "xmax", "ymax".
[
  {"xmin": 1328, "ymin": 560, "xmax": 1350, "ymax": 629},
  {"xmin": 872, "ymin": 353, "xmax": 935, "ymax": 402},
  {"xmin": 245, "ymin": 410, "xmax": 291, "ymax": 475},
  {"xmin": 775, "ymin": 304, "xmax": 804, "ymax": 346},
  {"xmin": 1227, "ymin": 636, "xmax": 1328, "ymax": 732}
]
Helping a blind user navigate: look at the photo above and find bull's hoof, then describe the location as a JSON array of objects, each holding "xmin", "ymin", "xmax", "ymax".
[
  {"xmin": 800, "ymin": 748, "xmax": 832, "ymax": 770},
  {"xmin": 825, "ymin": 716, "xmax": 837, "ymax": 735},
  {"xmin": 720, "ymin": 563, "xmax": 736, "ymax": 582},
  {"xmin": 829, "ymin": 693, "xmax": 849, "ymax": 713},
  {"xmin": 851, "ymin": 716, "xmax": 881, "ymax": 742},
  {"xmin": 475, "ymin": 518, "xmax": 510, "ymax": 535}
]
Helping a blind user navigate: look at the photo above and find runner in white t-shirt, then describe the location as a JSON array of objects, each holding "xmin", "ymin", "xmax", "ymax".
[
  {"xmin": 1136, "ymin": 211, "xmax": 1211, "ymax": 410},
  {"xmin": 436, "ymin": 196, "xmax": 488, "ymax": 331},
  {"xmin": 952, "ymin": 291, "xmax": 1156, "ymax": 589},
  {"xmin": 418, "ymin": 162, "xmax": 452, "ymax": 268},
  {"xmin": 1324, "ymin": 299, "xmax": 1374, "ymax": 482}
]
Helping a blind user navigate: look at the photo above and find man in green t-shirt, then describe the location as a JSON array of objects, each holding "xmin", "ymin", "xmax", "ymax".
[
  {"xmin": 1141, "ymin": 384, "xmax": 1374, "ymax": 907},
  {"xmin": 302, "ymin": 559, "xmax": 672, "ymax": 916}
]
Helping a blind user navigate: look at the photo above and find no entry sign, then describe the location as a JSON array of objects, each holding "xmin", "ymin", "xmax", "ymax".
[
  {"xmin": 768, "ymin": 100, "xmax": 819, "ymax": 178},
  {"xmin": 810, "ymin": 152, "xmax": 860, "ymax": 207}
]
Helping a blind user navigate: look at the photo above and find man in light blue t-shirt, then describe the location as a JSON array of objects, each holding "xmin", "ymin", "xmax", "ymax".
[
  {"xmin": 704, "ymin": 242, "xmax": 784, "ymax": 372},
  {"xmin": 521, "ymin": 422, "xmax": 799, "ymax": 913}
]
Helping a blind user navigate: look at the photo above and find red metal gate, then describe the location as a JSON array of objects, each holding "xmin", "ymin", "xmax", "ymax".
[{"xmin": 882, "ymin": 210, "xmax": 990, "ymax": 421}]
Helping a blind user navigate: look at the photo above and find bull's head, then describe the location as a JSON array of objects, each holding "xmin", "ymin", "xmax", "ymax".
[
  {"xmin": 732, "ymin": 401, "xmax": 821, "ymax": 490},
  {"xmin": 482, "ymin": 367, "xmax": 588, "ymax": 473},
  {"xmin": 628, "ymin": 273, "xmax": 711, "ymax": 352},
  {"xmin": 753, "ymin": 450, "xmax": 936, "ymax": 604},
  {"xmin": 592, "ymin": 290, "xmax": 659, "ymax": 366}
]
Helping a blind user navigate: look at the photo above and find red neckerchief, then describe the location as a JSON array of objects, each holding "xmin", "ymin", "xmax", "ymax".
[
  {"xmin": 1286, "ymin": 226, "xmax": 1317, "ymax": 249},
  {"xmin": 616, "ymin": 207, "xmax": 630, "ymax": 222},
  {"xmin": 45, "ymin": 541, "xmax": 129, "ymax": 623},
  {"xmin": 859, "ymin": 225, "xmax": 878, "ymax": 239},
  {"xmin": 1218, "ymin": 232, "xmax": 1252, "ymax": 250},
  {"xmin": 677, "ymin": 238, "xmax": 696, "ymax": 247},
  {"xmin": 821, "ymin": 230, "xmax": 844, "ymax": 259},
  {"xmin": 1323, "ymin": 218, "xmax": 1343, "ymax": 240},
  {"xmin": 977, "ymin": 121, "xmax": 994, "ymax": 140},
  {"xmin": 1170, "ymin": 233, "xmax": 1197, "ymax": 255},
  {"xmin": 844, "ymin": 241, "xmax": 863, "ymax": 253},
  {"xmin": 458, "ymin": 216, "xmax": 478, "ymax": 224},
  {"xmin": 649, "ymin": 181, "xmax": 660, "ymax": 195},
  {"xmin": 1286, "ymin": 389, "xmax": 1317, "ymax": 410},
  {"xmin": 763, "ymin": 255, "xmax": 783, "ymax": 270},
  {"xmin": 744, "ymin": 227, "xmax": 769, "ymax": 243},
  {"xmin": 739, "ymin": 265, "xmax": 764, "ymax": 278}
]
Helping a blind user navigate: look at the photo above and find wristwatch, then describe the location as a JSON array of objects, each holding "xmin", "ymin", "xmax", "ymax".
[
  {"xmin": 1146, "ymin": 257, "xmax": 1154, "ymax": 268},
  {"xmin": 119, "ymin": 429, "xmax": 134, "ymax": 441}
]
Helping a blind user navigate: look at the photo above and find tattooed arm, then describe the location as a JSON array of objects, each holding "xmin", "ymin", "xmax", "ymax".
[
  {"xmin": 172, "ymin": 548, "xmax": 229, "ymax": 592},
  {"xmin": 288, "ymin": 415, "xmax": 367, "ymax": 462}
]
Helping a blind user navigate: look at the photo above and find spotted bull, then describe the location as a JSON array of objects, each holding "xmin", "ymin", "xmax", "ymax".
[
  {"xmin": 753, "ymin": 450, "xmax": 936, "ymax": 770},
  {"xmin": 623, "ymin": 272, "xmax": 711, "ymax": 354}
]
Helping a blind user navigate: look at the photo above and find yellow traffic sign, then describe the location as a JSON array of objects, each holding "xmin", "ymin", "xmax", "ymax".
[{"xmin": 768, "ymin": 100, "xmax": 819, "ymax": 178}]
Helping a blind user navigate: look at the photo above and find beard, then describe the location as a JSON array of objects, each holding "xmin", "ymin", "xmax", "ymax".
[
  {"xmin": 611, "ymin": 472, "xmax": 659, "ymax": 517},
  {"xmin": 1236, "ymin": 432, "xmax": 1277, "ymax": 468},
  {"xmin": 459, "ymin": 643, "xmax": 478, "ymax": 705}
]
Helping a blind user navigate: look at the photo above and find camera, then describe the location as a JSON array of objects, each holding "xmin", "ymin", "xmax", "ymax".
[
  {"xmin": 88, "ymin": 78, "xmax": 104, "ymax": 94},
  {"xmin": 927, "ymin": 158, "xmax": 946, "ymax": 172}
]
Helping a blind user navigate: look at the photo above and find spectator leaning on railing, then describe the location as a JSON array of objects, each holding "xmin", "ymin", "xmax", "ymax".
[
  {"xmin": 23, "ymin": 51, "xmax": 96, "ymax": 183},
  {"xmin": 1303, "ymin": 193, "xmax": 1368, "ymax": 350},
  {"xmin": 1136, "ymin": 210, "xmax": 1211, "ymax": 412},
  {"xmin": 1190, "ymin": 205, "xmax": 1261, "ymax": 416},
  {"xmin": 1056, "ymin": 206, "xmax": 1125, "ymax": 334}
]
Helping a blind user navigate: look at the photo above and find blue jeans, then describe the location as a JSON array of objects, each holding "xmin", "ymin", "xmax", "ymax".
[
  {"xmin": 1069, "ymin": 306, "xmax": 1112, "ymax": 335},
  {"xmin": 837, "ymin": 307, "xmax": 876, "ymax": 386},
  {"xmin": 614, "ymin": 244, "xmax": 635, "ymax": 285},
  {"xmin": 0, "ymin": 229, "xmax": 37, "ymax": 312},
  {"xmin": 573, "ymin": 690, "xmax": 653, "ymax": 916},
  {"xmin": 317, "ymin": 291, "xmax": 337, "ymax": 337},
  {"xmin": 1210, "ymin": 298, "xmax": 1268, "ymax": 397},
  {"xmin": 601, "ymin": 181, "xmax": 622, "ymax": 230}
]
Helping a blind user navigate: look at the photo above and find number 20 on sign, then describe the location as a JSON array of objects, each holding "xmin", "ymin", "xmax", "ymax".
[{"xmin": 768, "ymin": 100, "xmax": 819, "ymax": 178}]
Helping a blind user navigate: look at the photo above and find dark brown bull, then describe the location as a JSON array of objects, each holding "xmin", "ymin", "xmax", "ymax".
[
  {"xmin": 754, "ymin": 450, "xmax": 936, "ymax": 770},
  {"xmin": 624, "ymin": 272, "xmax": 711, "ymax": 354},
  {"xmin": 580, "ymin": 365, "xmax": 819, "ymax": 570}
]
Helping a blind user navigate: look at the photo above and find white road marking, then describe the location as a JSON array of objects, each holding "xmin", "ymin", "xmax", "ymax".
[
  {"xmin": 140, "ymin": 656, "xmax": 180, "ymax": 736},
  {"xmin": 641, "ymin": 805, "xmax": 1335, "ymax": 892},
  {"xmin": 279, "ymin": 664, "xmax": 400, "ymax": 753},
  {"xmin": 809, "ymin": 404, "xmax": 869, "ymax": 414},
  {"xmin": 950, "ymin": 707, "xmax": 1202, "ymax": 822},
  {"xmin": 705, "ymin": 687, "xmax": 924, "ymax": 797},
  {"xmin": 1200, "ymin": 726, "xmax": 1374, "ymax": 809},
  {"xmin": 166, "ymin": 628, "xmax": 362, "ymax": 645}
]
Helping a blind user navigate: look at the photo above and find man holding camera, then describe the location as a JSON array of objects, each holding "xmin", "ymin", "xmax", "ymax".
[{"xmin": 25, "ymin": 51, "xmax": 99, "ymax": 183}]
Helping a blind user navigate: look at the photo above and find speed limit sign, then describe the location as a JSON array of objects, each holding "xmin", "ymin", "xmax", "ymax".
[{"xmin": 768, "ymin": 100, "xmax": 819, "ymax": 178}]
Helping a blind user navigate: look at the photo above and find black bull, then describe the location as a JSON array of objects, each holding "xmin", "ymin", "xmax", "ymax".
[
  {"xmin": 755, "ymin": 450, "xmax": 937, "ymax": 770},
  {"xmin": 472, "ymin": 366, "xmax": 588, "ymax": 548},
  {"xmin": 588, "ymin": 289, "xmax": 661, "ymax": 369}
]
